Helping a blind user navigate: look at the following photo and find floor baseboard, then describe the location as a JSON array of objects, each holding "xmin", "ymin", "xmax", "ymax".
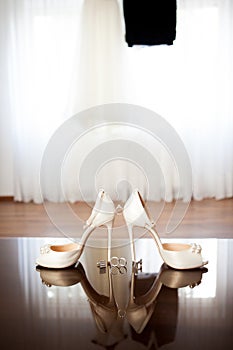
[{"xmin": 0, "ymin": 196, "xmax": 14, "ymax": 201}]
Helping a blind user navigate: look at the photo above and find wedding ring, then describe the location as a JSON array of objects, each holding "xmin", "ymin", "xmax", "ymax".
[
  {"xmin": 119, "ymin": 257, "xmax": 127, "ymax": 267},
  {"xmin": 110, "ymin": 256, "xmax": 119, "ymax": 267}
]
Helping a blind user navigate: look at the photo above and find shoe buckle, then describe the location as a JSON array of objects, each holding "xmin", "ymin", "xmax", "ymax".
[
  {"xmin": 40, "ymin": 244, "xmax": 51, "ymax": 254},
  {"xmin": 133, "ymin": 259, "xmax": 143, "ymax": 274},
  {"xmin": 96, "ymin": 260, "xmax": 107, "ymax": 274}
]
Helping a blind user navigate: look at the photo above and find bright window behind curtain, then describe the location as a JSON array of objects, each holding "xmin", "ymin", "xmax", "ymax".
[
  {"xmin": 1, "ymin": 0, "xmax": 233, "ymax": 202},
  {"xmin": 124, "ymin": 3, "xmax": 231, "ymax": 200}
]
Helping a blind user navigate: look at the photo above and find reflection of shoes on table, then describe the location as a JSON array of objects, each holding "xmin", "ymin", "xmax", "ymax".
[
  {"xmin": 134, "ymin": 264, "xmax": 208, "ymax": 303},
  {"xmin": 127, "ymin": 263, "xmax": 207, "ymax": 334},
  {"xmin": 79, "ymin": 262, "xmax": 128, "ymax": 346},
  {"xmin": 36, "ymin": 190, "xmax": 115, "ymax": 268},
  {"xmin": 158, "ymin": 264, "xmax": 208, "ymax": 289},
  {"xmin": 36, "ymin": 261, "xmax": 115, "ymax": 331},
  {"xmin": 86, "ymin": 263, "xmax": 128, "ymax": 347},
  {"xmin": 36, "ymin": 260, "xmax": 121, "ymax": 338},
  {"xmin": 130, "ymin": 282, "xmax": 178, "ymax": 349},
  {"xmin": 80, "ymin": 266, "xmax": 118, "ymax": 334},
  {"xmin": 123, "ymin": 189, "xmax": 208, "ymax": 269},
  {"xmin": 129, "ymin": 265, "xmax": 208, "ymax": 348},
  {"xmin": 126, "ymin": 265, "xmax": 164, "ymax": 334},
  {"xmin": 75, "ymin": 262, "xmax": 119, "ymax": 335},
  {"xmin": 36, "ymin": 266, "xmax": 83, "ymax": 287}
]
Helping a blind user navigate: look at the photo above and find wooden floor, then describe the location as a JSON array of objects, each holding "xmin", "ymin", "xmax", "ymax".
[{"xmin": 0, "ymin": 198, "xmax": 232, "ymax": 238}]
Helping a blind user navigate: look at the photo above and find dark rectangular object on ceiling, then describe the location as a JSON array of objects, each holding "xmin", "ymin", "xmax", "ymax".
[{"xmin": 123, "ymin": 0, "xmax": 177, "ymax": 47}]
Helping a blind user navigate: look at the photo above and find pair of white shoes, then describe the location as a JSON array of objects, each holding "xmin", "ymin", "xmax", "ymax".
[{"xmin": 36, "ymin": 189, "xmax": 208, "ymax": 270}]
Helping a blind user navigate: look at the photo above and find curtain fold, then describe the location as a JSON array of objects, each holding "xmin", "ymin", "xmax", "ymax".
[{"xmin": 1, "ymin": 0, "xmax": 233, "ymax": 202}]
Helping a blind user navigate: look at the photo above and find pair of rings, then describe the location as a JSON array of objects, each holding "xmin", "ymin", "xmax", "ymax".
[{"xmin": 110, "ymin": 256, "xmax": 127, "ymax": 275}]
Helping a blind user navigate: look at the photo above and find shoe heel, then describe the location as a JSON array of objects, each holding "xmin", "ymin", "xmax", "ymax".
[
  {"xmin": 74, "ymin": 224, "xmax": 94, "ymax": 268},
  {"xmin": 127, "ymin": 223, "xmax": 136, "ymax": 264},
  {"xmin": 105, "ymin": 221, "xmax": 113, "ymax": 263}
]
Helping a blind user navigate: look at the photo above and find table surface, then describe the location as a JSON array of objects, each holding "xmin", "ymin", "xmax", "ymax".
[{"xmin": 0, "ymin": 237, "xmax": 232, "ymax": 350}]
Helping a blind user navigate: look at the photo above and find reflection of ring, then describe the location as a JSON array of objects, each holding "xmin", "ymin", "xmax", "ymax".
[
  {"xmin": 119, "ymin": 266, "xmax": 127, "ymax": 275},
  {"xmin": 110, "ymin": 266, "xmax": 119, "ymax": 275},
  {"xmin": 110, "ymin": 265, "xmax": 127, "ymax": 275}
]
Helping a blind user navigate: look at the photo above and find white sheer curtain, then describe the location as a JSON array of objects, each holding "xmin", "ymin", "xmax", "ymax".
[
  {"xmin": 124, "ymin": 0, "xmax": 233, "ymax": 200},
  {"xmin": 5, "ymin": 0, "xmax": 84, "ymax": 202},
  {"xmin": 1, "ymin": 0, "xmax": 233, "ymax": 202}
]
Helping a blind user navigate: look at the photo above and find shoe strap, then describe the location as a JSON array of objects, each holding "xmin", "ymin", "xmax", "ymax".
[{"xmin": 145, "ymin": 220, "xmax": 156, "ymax": 229}]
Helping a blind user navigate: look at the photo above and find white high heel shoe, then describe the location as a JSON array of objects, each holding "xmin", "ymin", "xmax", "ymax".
[
  {"xmin": 36, "ymin": 190, "xmax": 115, "ymax": 268},
  {"xmin": 123, "ymin": 189, "xmax": 208, "ymax": 270}
]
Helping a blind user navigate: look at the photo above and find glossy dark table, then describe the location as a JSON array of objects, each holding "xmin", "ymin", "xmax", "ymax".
[{"xmin": 0, "ymin": 237, "xmax": 232, "ymax": 350}]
